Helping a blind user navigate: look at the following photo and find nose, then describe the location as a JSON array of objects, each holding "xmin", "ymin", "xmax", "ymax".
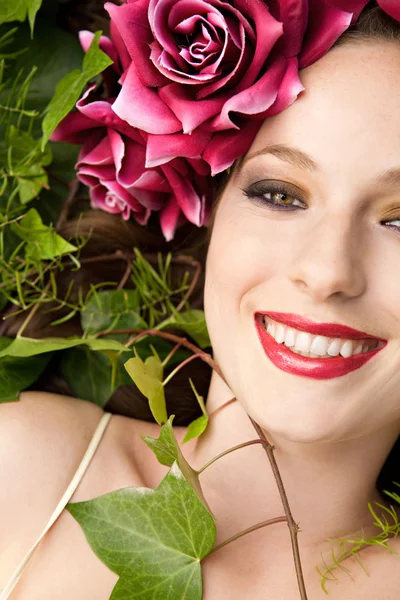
[{"xmin": 287, "ymin": 213, "xmax": 367, "ymax": 303}]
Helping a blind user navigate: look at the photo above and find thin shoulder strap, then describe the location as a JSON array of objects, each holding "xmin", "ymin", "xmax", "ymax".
[{"xmin": 0, "ymin": 411, "xmax": 113, "ymax": 600}]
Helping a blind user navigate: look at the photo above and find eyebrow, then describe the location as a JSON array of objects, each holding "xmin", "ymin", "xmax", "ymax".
[
  {"xmin": 239, "ymin": 144, "xmax": 400, "ymax": 189},
  {"xmin": 241, "ymin": 143, "xmax": 319, "ymax": 172}
]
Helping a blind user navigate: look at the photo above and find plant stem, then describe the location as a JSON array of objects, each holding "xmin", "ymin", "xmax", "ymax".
[
  {"xmin": 206, "ymin": 516, "xmax": 288, "ymax": 557},
  {"xmin": 249, "ymin": 418, "xmax": 308, "ymax": 600},
  {"xmin": 162, "ymin": 342, "xmax": 182, "ymax": 367},
  {"xmin": 208, "ymin": 396, "xmax": 237, "ymax": 419},
  {"xmin": 162, "ymin": 353, "xmax": 202, "ymax": 386},
  {"xmin": 197, "ymin": 439, "xmax": 269, "ymax": 475},
  {"xmin": 98, "ymin": 327, "xmax": 225, "ymax": 380}
]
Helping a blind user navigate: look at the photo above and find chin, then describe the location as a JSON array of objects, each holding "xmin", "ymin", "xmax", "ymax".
[{"xmin": 237, "ymin": 390, "xmax": 351, "ymax": 445}]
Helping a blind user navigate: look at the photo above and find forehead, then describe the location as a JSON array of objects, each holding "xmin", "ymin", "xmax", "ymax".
[{"xmin": 246, "ymin": 43, "xmax": 400, "ymax": 178}]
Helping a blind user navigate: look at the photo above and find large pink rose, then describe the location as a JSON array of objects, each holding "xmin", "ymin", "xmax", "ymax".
[
  {"xmin": 51, "ymin": 87, "xmax": 212, "ymax": 241},
  {"xmin": 105, "ymin": 0, "xmax": 369, "ymax": 174}
]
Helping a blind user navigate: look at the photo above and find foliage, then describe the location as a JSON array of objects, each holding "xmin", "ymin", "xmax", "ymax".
[{"xmin": 68, "ymin": 462, "xmax": 216, "ymax": 600}]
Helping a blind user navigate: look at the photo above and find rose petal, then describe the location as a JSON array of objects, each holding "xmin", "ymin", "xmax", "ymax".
[
  {"xmin": 105, "ymin": 1, "xmax": 167, "ymax": 86},
  {"xmin": 110, "ymin": 20, "xmax": 131, "ymax": 72},
  {"xmin": 159, "ymin": 83, "xmax": 224, "ymax": 133},
  {"xmin": 299, "ymin": 1, "xmax": 353, "ymax": 68},
  {"xmin": 50, "ymin": 111, "xmax": 100, "ymax": 143},
  {"xmin": 145, "ymin": 129, "xmax": 211, "ymax": 167},
  {"xmin": 268, "ymin": 0, "xmax": 308, "ymax": 57},
  {"xmin": 203, "ymin": 119, "xmax": 261, "ymax": 175},
  {"xmin": 377, "ymin": 0, "xmax": 400, "ymax": 20},
  {"xmin": 78, "ymin": 135, "xmax": 113, "ymax": 166},
  {"xmin": 330, "ymin": 1, "xmax": 369, "ymax": 22},
  {"xmin": 228, "ymin": 0, "xmax": 283, "ymax": 92},
  {"xmin": 261, "ymin": 57, "xmax": 304, "ymax": 118},
  {"xmin": 112, "ymin": 63, "xmax": 181, "ymax": 134},
  {"xmin": 211, "ymin": 55, "xmax": 286, "ymax": 130},
  {"xmin": 161, "ymin": 163, "xmax": 202, "ymax": 225},
  {"xmin": 160, "ymin": 196, "xmax": 181, "ymax": 242}
]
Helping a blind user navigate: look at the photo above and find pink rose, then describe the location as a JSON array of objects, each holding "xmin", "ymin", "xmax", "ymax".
[
  {"xmin": 51, "ymin": 86, "xmax": 212, "ymax": 241},
  {"xmin": 105, "ymin": 0, "xmax": 370, "ymax": 175}
]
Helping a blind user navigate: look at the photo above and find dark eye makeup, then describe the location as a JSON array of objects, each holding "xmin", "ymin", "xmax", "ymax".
[
  {"xmin": 241, "ymin": 180, "xmax": 307, "ymax": 211},
  {"xmin": 241, "ymin": 179, "xmax": 400, "ymax": 234}
]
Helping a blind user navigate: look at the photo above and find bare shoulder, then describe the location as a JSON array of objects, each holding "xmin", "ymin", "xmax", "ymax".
[{"xmin": 0, "ymin": 391, "xmax": 106, "ymax": 553}]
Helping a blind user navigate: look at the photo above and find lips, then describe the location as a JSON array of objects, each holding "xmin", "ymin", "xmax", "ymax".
[
  {"xmin": 255, "ymin": 312, "xmax": 387, "ymax": 380},
  {"xmin": 258, "ymin": 311, "xmax": 385, "ymax": 341}
]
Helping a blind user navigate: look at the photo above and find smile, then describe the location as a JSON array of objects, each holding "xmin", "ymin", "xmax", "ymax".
[{"xmin": 255, "ymin": 312, "xmax": 387, "ymax": 380}]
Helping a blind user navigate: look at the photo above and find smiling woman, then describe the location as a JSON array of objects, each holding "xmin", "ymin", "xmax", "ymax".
[{"xmin": 1, "ymin": 2, "xmax": 400, "ymax": 600}]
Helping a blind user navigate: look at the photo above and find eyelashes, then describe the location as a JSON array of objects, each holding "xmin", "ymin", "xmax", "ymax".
[
  {"xmin": 241, "ymin": 179, "xmax": 400, "ymax": 235},
  {"xmin": 241, "ymin": 180, "xmax": 307, "ymax": 211}
]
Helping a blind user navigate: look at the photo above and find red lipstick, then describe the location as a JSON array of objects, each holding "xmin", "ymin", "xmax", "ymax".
[{"xmin": 255, "ymin": 313, "xmax": 387, "ymax": 380}]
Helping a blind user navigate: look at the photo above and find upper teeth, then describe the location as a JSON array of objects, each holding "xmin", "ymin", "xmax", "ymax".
[{"xmin": 263, "ymin": 317, "xmax": 377, "ymax": 358}]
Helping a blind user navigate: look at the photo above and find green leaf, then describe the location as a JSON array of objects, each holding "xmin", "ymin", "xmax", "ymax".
[
  {"xmin": 61, "ymin": 347, "xmax": 133, "ymax": 408},
  {"xmin": 0, "ymin": 1, "xmax": 28, "ymax": 24},
  {"xmin": 182, "ymin": 415, "xmax": 209, "ymax": 445},
  {"xmin": 0, "ymin": 335, "xmax": 127, "ymax": 358},
  {"xmin": 3, "ymin": 21, "xmax": 83, "ymax": 122},
  {"xmin": 10, "ymin": 208, "xmax": 77, "ymax": 259},
  {"xmin": 28, "ymin": 0, "xmax": 43, "ymax": 34},
  {"xmin": 17, "ymin": 166, "xmax": 48, "ymax": 204},
  {"xmin": 0, "ymin": 337, "xmax": 51, "ymax": 403},
  {"xmin": 42, "ymin": 31, "xmax": 113, "ymax": 147},
  {"xmin": 142, "ymin": 416, "xmax": 212, "ymax": 513},
  {"xmin": 82, "ymin": 289, "xmax": 147, "ymax": 335},
  {"xmin": 124, "ymin": 353, "xmax": 167, "ymax": 425},
  {"xmin": 67, "ymin": 463, "xmax": 216, "ymax": 600},
  {"xmin": 163, "ymin": 310, "xmax": 211, "ymax": 348}
]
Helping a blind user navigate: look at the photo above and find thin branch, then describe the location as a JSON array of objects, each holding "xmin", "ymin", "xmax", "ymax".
[
  {"xmin": 197, "ymin": 438, "xmax": 270, "ymax": 475},
  {"xmin": 55, "ymin": 178, "xmax": 80, "ymax": 230},
  {"xmin": 97, "ymin": 327, "xmax": 225, "ymax": 380},
  {"xmin": 162, "ymin": 352, "xmax": 202, "ymax": 387},
  {"xmin": 208, "ymin": 397, "xmax": 237, "ymax": 419},
  {"xmin": 249, "ymin": 418, "xmax": 308, "ymax": 600},
  {"xmin": 206, "ymin": 516, "xmax": 288, "ymax": 557}
]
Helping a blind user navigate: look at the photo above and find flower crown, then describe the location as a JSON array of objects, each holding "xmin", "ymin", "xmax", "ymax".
[{"xmin": 52, "ymin": 0, "xmax": 399, "ymax": 241}]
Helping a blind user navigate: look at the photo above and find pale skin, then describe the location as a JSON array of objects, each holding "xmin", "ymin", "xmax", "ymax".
[{"xmin": 1, "ymin": 42, "xmax": 400, "ymax": 599}]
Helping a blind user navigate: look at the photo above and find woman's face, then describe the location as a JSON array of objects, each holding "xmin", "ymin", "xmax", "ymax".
[{"xmin": 204, "ymin": 42, "xmax": 400, "ymax": 443}]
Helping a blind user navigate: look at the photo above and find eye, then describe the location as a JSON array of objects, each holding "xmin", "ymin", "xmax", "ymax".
[
  {"xmin": 242, "ymin": 180, "xmax": 307, "ymax": 211},
  {"xmin": 382, "ymin": 218, "xmax": 400, "ymax": 233}
]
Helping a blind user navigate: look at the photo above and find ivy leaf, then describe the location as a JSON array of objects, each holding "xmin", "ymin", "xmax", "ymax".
[
  {"xmin": 0, "ymin": 336, "xmax": 127, "ymax": 358},
  {"xmin": 10, "ymin": 208, "xmax": 77, "ymax": 259},
  {"xmin": 163, "ymin": 309, "xmax": 211, "ymax": 348},
  {"xmin": 182, "ymin": 415, "xmax": 209, "ymax": 445},
  {"xmin": 142, "ymin": 416, "xmax": 212, "ymax": 514},
  {"xmin": 0, "ymin": 337, "xmax": 51, "ymax": 403},
  {"xmin": 17, "ymin": 165, "xmax": 48, "ymax": 204},
  {"xmin": 182, "ymin": 379, "xmax": 208, "ymax": 444},
  {"xmin": 67, "ymin": 463, "xmax": 216, "ymax": 600},
  {"xmin": 41, "ymin": 31, "xmax": 113, "ymax": 147},
  {"xmin": 82, "ymin": 289, "xmax": 147, "ymax": 336},
  {"xmin": 61, "ymin": 347, "xmax": 133, "ymax": 407},
  {"xmin": 124, "ymin": 353, "xmax": 167, "ymax": 425}
]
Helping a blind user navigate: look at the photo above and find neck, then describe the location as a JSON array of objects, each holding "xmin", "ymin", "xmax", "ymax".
[{"xmin": 188, "ymin": 372, "xmax": 399, "ymax": 558}]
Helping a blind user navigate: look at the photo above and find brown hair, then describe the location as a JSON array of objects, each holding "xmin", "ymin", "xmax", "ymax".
[{"xmin": 3, "ymin": 1, "xmax": 399, "ymax": 497}]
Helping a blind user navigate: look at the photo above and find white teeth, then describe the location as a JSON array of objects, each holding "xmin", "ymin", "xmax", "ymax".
[
  {"xmin": 327, "ymin": 338, "xmax": 342, "ymax": 356},
  {"xmin": 284, "ymin": 328, "xmax": 296, "ymax": 347},
  {"xmin": 294, "ymin": 331, "xmax": 313, "ymax": 352},
  {"xmin": 275, "ymin": 323, "xmax": 286, "ymax": 344},
  {"xmin": 339, "ymin": 340, "xmax": 354, "ymax": 358},
  {"xmin": 310, "ymin": 335, "xmax": 329, "ymax": 356},
  {"xmin": 262, "ymin": 317, "xmax": 378, "ymax": 359}
]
